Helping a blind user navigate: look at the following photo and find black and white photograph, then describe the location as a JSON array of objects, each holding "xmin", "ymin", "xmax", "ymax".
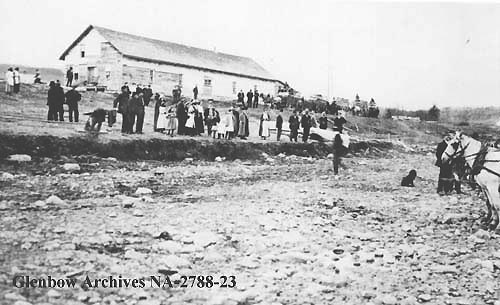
[{"xmin": 1, "ymin": 0, "xmax": 500, "ymax": 304}]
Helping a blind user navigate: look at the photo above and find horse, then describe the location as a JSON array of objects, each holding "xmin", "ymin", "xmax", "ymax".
[{"xmin": 441, "ymin": 133, "xmax": 500, "ymax": 230}]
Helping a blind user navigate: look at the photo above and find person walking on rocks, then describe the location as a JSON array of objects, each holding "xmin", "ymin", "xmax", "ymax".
[
  {"xmin": 65, "ymin": 86, "xmax": 81, "ymax": 122},
  {"xmin": 289, "ymin": 110, "xmax": 300, "ymax": 142},
  {"xmin": 113, "ymin": 86, "xmax": 131, "ymax": 133}
]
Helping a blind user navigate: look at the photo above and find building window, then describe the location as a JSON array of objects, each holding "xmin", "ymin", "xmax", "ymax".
[
  {"xmin": 150, "ymin": 70, "xmax": 154, "ymax": 83},
  {"xmin": 106, "ymin": 71, "xmax": 111, "ymax": 80},
  {"xmin": 74, "ymin": 73, "xmax": 79, "ymax": 80},
  {"xmin": 232, "ymin": 81, "xmax": 237, "ymax": 94},
  {"xmin": 204, "ymin": 77, "xmax": 212, "ymax": 87},
  {"xmin": 81, "ymin": 51, "xmax": 85, "ymax": 58}
]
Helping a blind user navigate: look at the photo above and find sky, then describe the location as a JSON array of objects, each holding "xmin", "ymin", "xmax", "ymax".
[{"xmin": 1, "ymin": 0, "xmax": 500, "ymax": 109}]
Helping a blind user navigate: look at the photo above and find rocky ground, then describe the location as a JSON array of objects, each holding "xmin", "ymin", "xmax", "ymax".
[{"xmin": 1, "ymin": 151, "xmax": 500, "ymax": 305}]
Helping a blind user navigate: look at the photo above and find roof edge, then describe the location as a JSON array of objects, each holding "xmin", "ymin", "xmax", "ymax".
[{"xmin": 124, "ymin": 54, "xmax": 282, "ymax": 83}]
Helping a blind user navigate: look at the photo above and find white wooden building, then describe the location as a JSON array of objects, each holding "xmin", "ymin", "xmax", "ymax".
[{"xmin": 59, "ymin": 25, "xmax": 283, "ymax": 99}]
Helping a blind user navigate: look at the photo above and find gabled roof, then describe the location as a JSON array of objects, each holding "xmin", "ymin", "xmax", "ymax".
[{"xmin": 60, "ymin": 25, "xmax": 280, "ymax": 82}]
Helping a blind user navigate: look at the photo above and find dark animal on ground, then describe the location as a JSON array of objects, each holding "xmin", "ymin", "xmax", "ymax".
[{"xmin": 401, "ymin": 170, "xmax": 417, "ymax": 187}]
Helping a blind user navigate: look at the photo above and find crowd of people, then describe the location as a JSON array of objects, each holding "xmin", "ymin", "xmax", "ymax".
[{"xmin": 111, "ymin": 84, "xmax": 349, "ymax": 143}]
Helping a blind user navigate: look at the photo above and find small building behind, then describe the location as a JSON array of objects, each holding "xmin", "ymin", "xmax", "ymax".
[{"xmin": 59, "ymin": 25, "xmax": 283, "ymax": 99}]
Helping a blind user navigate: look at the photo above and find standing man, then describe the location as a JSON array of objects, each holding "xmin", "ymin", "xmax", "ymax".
[
  {"xmin": 435, "ymin": 132, "xmax": 455, "ymax": 195},
  {"xmin": 135, "ymin": 92, "xmax": 145, "ymax": 134},
  {"xmin": 193, "ymin": 85, "xmax": 198, "ymax": 100},
  {"xmin": 55, "ymin": 82, "xmax": 65, "ymax": 121},
  {"xmin": 253, "ymin": 89, "xmax": 259, "ymax": 108},
  {"xmin": 13, "ymin": 67, "xmax": 21, "ymax": 93},
  {"xmin": 47, "ymin": 81, "xmax": 57, "ymax": 120},
  {"xmin": 113, "ymin": 86, "xmax": 131, "ymax": 134},
  {"xmin": 65, "ymin": 86, "xmax": 81, "ymax": 122},
  {"xmin": 288, "ymin": 110, "xmax": 300, "ymax": 142},
  {"xmin": 247, "ymin": 89, "xmax": 254, "ymax": 108},
  {"xmin": 143, "ymin": 85, "xmax": 153, "ymax": 106},
  {"xmin": 66, "ymin": 67, "xmax": 74, "ymax": 87},
  {"xmin": 237, "ymin": 90, "xmax": 244, "ymax": 106},
  {"xmin": 4, "ymin": 68, "xmax": 14, "ymax": 95},
  {"xmin": 276, "ymin": 108, "xmax": 283, "ymax": 141},
  {"xmin": 301, "ymin": 109, "xmax": 312, "ymax": 142},
  {"xmin": 319, "ymin": 112, "xmax": 328, "ymax": 129},
  {"xmin": 333, "ymin": 111, "xmax": 347, "ymax": 133}
]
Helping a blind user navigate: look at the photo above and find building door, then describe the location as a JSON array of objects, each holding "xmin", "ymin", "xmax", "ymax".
[{"xmin": 87, "ymin": 67, "xmax": 97, "ymax": 84}]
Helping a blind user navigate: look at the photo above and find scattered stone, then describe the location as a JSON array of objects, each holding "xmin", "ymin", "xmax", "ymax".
[
  {"xmin": 215, "ymin": 156, "xmax": 223, "ymax": 162},
  {"xmin": 7, "ymin": 154, "xmax": 31, "ymax": 162},
  {"xmin": 191, "ymin": 232, "xmax": 219, "ymax": 247},
  {"xmin": 45, "ymin": 195, "xmax": 66, "ymax": 206},
  {"xmin": 184, "ymin": 158, "xmax": 194, "ymax": 162},
  {"xmin": 135, "ymin": 187, "xmax": 153, "ymax": 195},
  {"xmin": 109, "ymin": 212, "xmax": 117, "ymax": 218},
  {"xmin": 61, "ymin": 163, "xmax": 80, "ymax": 172},
  {"xmin": 418, "ymin": 294, "xmax": 432, "ymax": 302},
  {"xmin": 1, "ymin": 172, "xmax": 15, "ymax": 180},
  {"xmin": 473, "ymin": 229, "xmax": 490, "ymax": 240},
  {"xmin": 132, "ymin": 209, "xmax": 144, "ymax": 217},
  {"xmin": 33, "ymin": 200, "xmax": 47, "ymax": 208},
  {"xmin": 13, "ymin": 301, "xmax": 32, "ymax": 305}
]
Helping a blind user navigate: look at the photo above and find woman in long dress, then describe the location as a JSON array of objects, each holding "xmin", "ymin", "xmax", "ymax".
[
  {"xmin": 156, "ymin": 98, "xmax": 168, "ymax": 132},
  {"xmin": 259, "ymin": 109, "xmax": 271, "ymax": 140},
  {"xmin": 223, "ymin": 109, "xmax": 234, "ymax": 139},
  {"xmin": 185, "ymin": 101, "xmax": 197, "ymax": 136}
]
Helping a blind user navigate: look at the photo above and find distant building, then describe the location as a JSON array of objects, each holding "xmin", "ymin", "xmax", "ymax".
[{"xmin": 59, "ymin": 25, "xmax": 283, "ymax": 99}]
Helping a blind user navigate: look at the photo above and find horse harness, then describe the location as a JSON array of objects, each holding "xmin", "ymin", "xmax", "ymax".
[{"xmin": 451, "ymin": 141, "xmax": 500, "ymax": 178}]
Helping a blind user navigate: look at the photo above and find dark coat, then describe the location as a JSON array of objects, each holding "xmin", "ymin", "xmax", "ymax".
[
  {"xmin": 319, "ymin": 117, "xmax": 328, "ymax": 129},
  {"xmin": 333, "ymin": 117, "xmax": 347, "ymax": 133},
  {"xmin": 128, "ymin": 96, "xmax": 144, "ymax": 114},
  {"xmin": 247, "ymin": 91, "xmax": 253, "ymax": 102},
  {"xmin": 65, "ymin": 89, "xmax": 81, "ymax": 106},
  {"xmin": 435, "ymin": 140, "xmax": 448, "ymax": 167},
  {"xmin": 289, "ymin": 115, "xmax": 300, "ymax": 130},
  {"xmin": 204, "ymin": 108, "xmax": 220, "ymax": 125},
  {"xmin": 301, "ymin": 114, "xmax": 312, "ymax": 129},
  {"xmin": 113, "ymin": 93, "xmax": 130, "ymax": 114},
  {"xmin": 276, "ymin": 114, "xmax": 283, "ymax": 129},
  {"xmin": 48, "ymin": 86, "xmax": 65, "ymax": 108}
]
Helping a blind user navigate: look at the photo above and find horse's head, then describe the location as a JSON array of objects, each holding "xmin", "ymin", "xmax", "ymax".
[{"xmin": 441, "ymin": 132, "xmax": 466, "ymax": 164}]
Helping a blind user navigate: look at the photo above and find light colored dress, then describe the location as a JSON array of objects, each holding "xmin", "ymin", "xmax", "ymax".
[
  {"xmin": 166, "ymin": 107, "xmax": 177, "ymax": 131},
  {"xmin": 185, "ymin": 105, "xmax": 196, "ymax": 128},
  {"xmin": 156, "ymin": 106, "xmax": 168, "ymax": 129}
]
